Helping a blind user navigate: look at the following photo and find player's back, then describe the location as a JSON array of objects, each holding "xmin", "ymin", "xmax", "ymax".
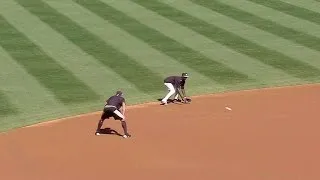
[
  {"xmin": 164, "ymin": 76, "xmax": 181, "ymax": 83},
  {"xmin": 106, "ymin": 95, "xmax": 125, "ymax": 109}
]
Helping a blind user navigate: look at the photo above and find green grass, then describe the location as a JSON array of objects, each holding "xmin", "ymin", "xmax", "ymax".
[
  {"xmin": 194, "ymin": 0, "xmax": 320, "ymax": 53},
  {"xmin": 15, "ymin": 0, "xmax": 164, "ymax": 94},
  {"xmin": 0, "ymin": 0, "xmax": 320, "ymax": 132},
  {"xmin": 0, "ymin": 91, "xmax": 18, "ymax": 117},
  {"xmin": 0, "ymin": 15, "xmax": 100, "ymax": 104},
  {"xmin": 74, "ymin": 0, "xmax": 251, "ymax": 85},
  {"xmin": 133, "ymin": 0, "xmax": 320, "ymax": 80},
  {"xmin": 248, "ymin": 0, "xmax": 320, "ymax": 25}
]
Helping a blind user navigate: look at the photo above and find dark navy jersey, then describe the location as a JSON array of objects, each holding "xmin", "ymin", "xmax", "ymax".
[
  {"xmin": 164, "ymin": 76, "xmax": 186, "ymax": 89},
  {"xmin": 106, "ymin": 95, "xmax": 125, "ymax": 109}
]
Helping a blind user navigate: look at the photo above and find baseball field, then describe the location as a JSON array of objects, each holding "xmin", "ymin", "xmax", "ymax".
[{"xmin": 0, "ymin": 0, "xmax": 320, "ymax": 179}]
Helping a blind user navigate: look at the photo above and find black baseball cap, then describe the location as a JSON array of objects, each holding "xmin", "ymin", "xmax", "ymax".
[{"xmin": 182, "ymin": 73, "xmax": 189, "ymax": 78}]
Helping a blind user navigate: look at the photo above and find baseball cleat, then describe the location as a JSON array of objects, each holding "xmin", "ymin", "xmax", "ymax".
[
  {"xmin": 95, "ymin": 132, "xmax": 101, "ymax": 136},
  {"xmin": 160, "ymin": 100, "xmax": 167, "ymax": 105},
  {"xmin": 122, "ymin": 134, "xmax": 131, "ymax": 138}
]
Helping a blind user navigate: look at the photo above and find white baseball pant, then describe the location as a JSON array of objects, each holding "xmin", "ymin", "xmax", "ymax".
[
  {"xmin": 162, "ymin": 83, "xmax": 179, "ymax": 103},
  {"xmin": 113, "ymin": 109, "xmax": 125, "ymax": 121}
]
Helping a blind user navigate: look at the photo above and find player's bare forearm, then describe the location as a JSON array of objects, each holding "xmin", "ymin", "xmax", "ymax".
[
  {"xmin": 121, "ymin": 121, "xmax": 128, "ymax": 134},
  {"xmin": 122, "ymin": 102, "xmax": 126, "ymax": 115},
  {"xmin": 121, "ymin": 121, "xmax": 131, "ymax": 138}
]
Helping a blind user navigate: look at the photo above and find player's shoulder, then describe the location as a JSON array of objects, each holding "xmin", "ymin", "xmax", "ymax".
[
  {"xmin": 107, "ymin": 95, "xmax": 116, "ymax": 100},
  {"xmin": 116, "ymin": 95, "xmax": 125, "ymax": 101},
  {"xmin": 165, "ymin": 75, "xmax": 179, "ymax": 78}
]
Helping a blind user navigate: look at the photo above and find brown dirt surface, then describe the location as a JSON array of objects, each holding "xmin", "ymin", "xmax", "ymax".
[{"xmin": 1, "ymin": 84, "xmax": 320, "ymax": 180}]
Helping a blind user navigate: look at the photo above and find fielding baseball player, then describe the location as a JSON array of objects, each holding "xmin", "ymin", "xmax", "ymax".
[
  {"xmin": 161, "ymin": 73, "xmax": 189, "ymax": 105},
  {"xmin": 95, "ymin": 91, "xmax": 131, "ymax": 138}
]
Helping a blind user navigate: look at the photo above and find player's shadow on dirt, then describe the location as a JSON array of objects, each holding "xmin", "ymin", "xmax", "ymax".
[{"xmin": 99, "ymin": 128, "xmax": 122, "ymax": 136}]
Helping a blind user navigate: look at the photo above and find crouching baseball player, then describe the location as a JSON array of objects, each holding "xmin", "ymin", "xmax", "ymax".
[
  {"xmin": 95, "ymin": 91, "xmax": 131, "ymax": 138},
  {"xmin": 161, "ymin": 73, "xmax": 190, "ymax": 105}
]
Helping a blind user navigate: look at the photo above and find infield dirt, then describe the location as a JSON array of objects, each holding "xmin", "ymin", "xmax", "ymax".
[{"xmin": 1, "ymin": 84, "xmax": 320, "ymax": 180}]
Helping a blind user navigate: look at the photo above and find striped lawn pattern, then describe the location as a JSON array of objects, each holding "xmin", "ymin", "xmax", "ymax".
[
  {"xmin": 248, "ymin": 0, "xmax": 320, "ymax": 25},
  {"xmin": 133, "ymin": 0, "xmax": 320, "ymax": 79},
  {"xmin": 195, "ymin": 0, "xmax": 320, "ymax": 53},
  {"xmin": 15, "ymin": 0, "xmax": 165, "ymax": 94},
  {"xmin": 0, "ymin": 0, "xmax": 148, "ymax": 99},
  {"xmin": 277, "ymin": 0, "xmax": 320, "ymax": 14},
  {"xmin": 104, "ymin": 0, "xmax": 294, "ymax": 84},
  {"xmin": 0, "ymin": 0, "xmax": 319, "ymax": 132},
  {"xmin": 74, "ymin": 0, "xmax": 252, "ymax": 85},
  {"xmin": 0, "ymin": 45, "xmax": 69, "ymax": 112},
  {"xmin": 0, "ymin": 15, "xmax": 100, "ymax": 104}
]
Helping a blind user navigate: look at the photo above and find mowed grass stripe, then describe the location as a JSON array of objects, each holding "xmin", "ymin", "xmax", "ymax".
[
  {"xmin": 195, "ymin": 0, "xmax": 320, "ymax": 53},
  {"xmin": 282, "ymin": 0, "xmax": 320, "ymax": 13},
  {"xmin": 168, "ymin": 1, "xmax": 320, "ymax": 77},
  {"xmin": 248, "ymin": 0, "xmax": 320, "ymax": 25},
  {"xmin": 217, "ymin": 0, "xmax": 320, "ymax": 40},
  {"xmin": 0, "ymin": 46, "xmax": 69, "ymax": 130},
  {"xmin": 0, "ymin": 47, "xmax": 67, "ymax": 112},
  {"xmin": 0, "ymin": 15, "xmax": 99, "ymax": 105},
  {"xmin": 158, "ymin": 0, "xmax": 319, "ymax": 80},
  {"xmin": 48, "ymin": 0, "xmax": 223, "ymax": 91},
  {"xmin": 104, "ymin": 0, "xmax": 272, "ymax": 86},
  {"xmin": 2, "ymin": 0, "xmax": 146, "ymax": 100},
  {"xmin": 220, "ymin": 0, "xmax": 320, "ymax": 38},
  {"xmin": 0, "ymin": 91, "xmax": 18, "ymax": 117},
  {"xmin": 15, "ymin": 0, "xmax": 163, "ymax": 94},
  {"xmin": 199, "ymin": 0, "xmax": 320, "ymax": 69},
  {"xmin": 125, "ymin": 0, "xmax": 299, "ymax": 84},
  {"xmin": 218, "ymin": 0, "xmax": 320, "ymax": 43},
  {"xmin": 74, "ymin": 0, "xmax": 238, "ymax": 86}
]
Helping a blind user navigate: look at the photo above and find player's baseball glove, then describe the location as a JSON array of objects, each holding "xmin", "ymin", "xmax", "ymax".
[{"xmin": 183, "ymin": 97, "xmax": 192, "ymax": 103}]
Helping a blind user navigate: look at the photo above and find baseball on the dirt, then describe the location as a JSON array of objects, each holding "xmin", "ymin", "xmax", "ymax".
[{"xmin": 225, "ymin": 107, "xmax": 232, "ymax": 111}]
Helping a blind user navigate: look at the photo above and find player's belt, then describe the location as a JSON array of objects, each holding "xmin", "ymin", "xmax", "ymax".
[{"xmin": 104, "ymin": 105, "xmax": 116, "ymax": 108}]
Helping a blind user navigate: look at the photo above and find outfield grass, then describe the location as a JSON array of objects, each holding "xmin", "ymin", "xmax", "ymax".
[{"xmin": 0, "ymin": 0, "xmax": 320, "ymax": 132}]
